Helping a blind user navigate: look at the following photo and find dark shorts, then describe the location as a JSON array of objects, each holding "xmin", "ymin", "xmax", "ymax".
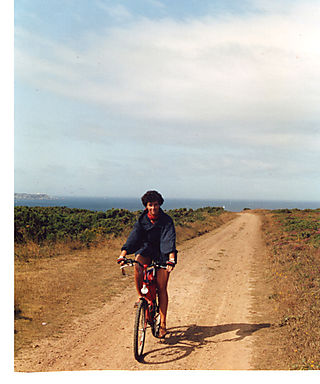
[{"xmin": 135, "ymin": 244, "xmax": 177, "ymax": 267}]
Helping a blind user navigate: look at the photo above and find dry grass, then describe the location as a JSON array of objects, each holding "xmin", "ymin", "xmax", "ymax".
[
  {"xmin": 14, "ymin": 211, "xmax": 236, "ymax": 357},
  {"xmin": 258, "ymin": 209, "xmax": 320, "ymax": 370},
  {"xmin": 14, "ymin": 237, "xmax": 128, "ymax": 355},
  {"xmin": 175, "ymin": 210, "xmax": 236, "ymax": 244}
]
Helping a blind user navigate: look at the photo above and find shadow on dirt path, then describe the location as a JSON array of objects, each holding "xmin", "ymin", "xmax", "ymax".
[{"xmin": 140, "ymin": 322, "xmax": 271, "ymax": 365}]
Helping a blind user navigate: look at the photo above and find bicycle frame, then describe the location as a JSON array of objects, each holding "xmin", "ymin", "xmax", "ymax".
[
  {"xmin": 120, "ymin": 259, "xmax": 164, "ymax": 327},
  {"xmin": 121, "ymin": 260, "xmax": 162, "ymax": 318},
  {"xmin": 140, "ymin": 263, "xmax": 157, "ymax": 320}
]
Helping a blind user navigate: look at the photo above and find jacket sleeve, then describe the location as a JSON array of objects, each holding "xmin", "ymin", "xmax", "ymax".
[
  {"xmin": 121, "ymin": 221, "xmax": 143, "ymax": 254},
  {"xmin": 160, "ymin": 217, "xmax": 176, "ymax": 255}
]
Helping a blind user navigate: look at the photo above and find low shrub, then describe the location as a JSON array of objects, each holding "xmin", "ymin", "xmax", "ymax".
[
  {"xmin": 260, "ymin": 208, "xmax": 320, "ymax": 369},
  {"xmin": 14, "ymin": 205, "xmax": 227, "ymax": 259}
]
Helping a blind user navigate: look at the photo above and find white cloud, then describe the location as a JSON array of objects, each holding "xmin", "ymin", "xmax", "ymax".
[
  {"xmin": 14, "ymin": 1, "xmax": 320, "ymax": 199},
  {"xmin": 15, "ymin": 2, "xmax": 320, "ymax": 132}
]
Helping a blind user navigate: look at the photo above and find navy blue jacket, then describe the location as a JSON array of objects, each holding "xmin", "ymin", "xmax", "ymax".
[{"xmin": 121, "ymin": 208, "xmax": 177, "ymax": 260}]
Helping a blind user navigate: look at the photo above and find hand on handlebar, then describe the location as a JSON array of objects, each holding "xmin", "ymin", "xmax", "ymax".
[
  {"xmin": 117, "ymin": 250, "xmax": 128, "ymax": 266},
  {"xmin": 166, "ymin": 260, "xmax": 175, "ymax": 273},
  {"xmin": 166, "ymin": 264, "xmax": 174, "ymax": 273},
  {"xmin": 117, "ymin": 256, "xmax": 127, "ymax": 266}
]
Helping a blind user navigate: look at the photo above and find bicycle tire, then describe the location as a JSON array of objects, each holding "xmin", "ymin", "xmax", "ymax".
[
  {"xmin": 133, "ymin": 299, "xmax": 147, "ymax": 361},
  {"xmin": 152, "ymin": 301, "xmax": 161, "ymax": 338}
]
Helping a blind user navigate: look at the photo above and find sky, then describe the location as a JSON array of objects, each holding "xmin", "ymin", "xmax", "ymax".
[{"xmin": 14, "ymin": 0, "xmax": 320, "ymax": 200}]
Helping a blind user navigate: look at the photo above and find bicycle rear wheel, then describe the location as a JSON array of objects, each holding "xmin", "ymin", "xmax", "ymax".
[{"xmin": 133, "ymin": 299, "xmax": 147, "ymax": 361}]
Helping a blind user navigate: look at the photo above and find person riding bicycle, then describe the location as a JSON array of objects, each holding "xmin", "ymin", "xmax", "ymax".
[{"xmin": 118, "ymin": 190, "xmax": 177, "ymax": 338}]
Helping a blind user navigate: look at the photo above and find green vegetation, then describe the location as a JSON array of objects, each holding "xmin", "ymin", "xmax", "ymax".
[
  {"xmin": 166, "ymin": 206, "xmax": 224, "ymax": 225},
  {"xmin": 272, "ymin": 208, "xmax": 320, "ymax": 248},
  {"xmin": 14, "ymin": 205, "xmax": 225, "ymax": 247},
  {"xmin": 14, "ymin": 206, "xmax": 140, "ymax": 245},
  {"xmin": 261, "ymin": 208, "xmax": 320, "ymax": 370}
]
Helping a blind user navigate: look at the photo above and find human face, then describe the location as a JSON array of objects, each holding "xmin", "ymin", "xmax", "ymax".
[{"xmin": 146, "ymin": 201, "xmax": 160, "ymax": 216}]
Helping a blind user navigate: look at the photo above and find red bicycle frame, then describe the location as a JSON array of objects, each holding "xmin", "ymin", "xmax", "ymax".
[{"xmin": 140, "ymin": 264, "xmax": 158, "ymax": 323}]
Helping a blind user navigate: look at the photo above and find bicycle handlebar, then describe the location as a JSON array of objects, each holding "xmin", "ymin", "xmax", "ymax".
[
  {"xmin": 119, "ymin": 257, "xmax": 166, "ymax": 269},
  {"xmin": 119, "ymin": 258, "xmax": 143, "ymax": 268}
]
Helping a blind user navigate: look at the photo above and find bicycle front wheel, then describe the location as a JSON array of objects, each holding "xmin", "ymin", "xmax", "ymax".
[
  {"xmin": 152, "ymin": 301, "xmax": 161, "ymax": 338},
  {"xmin": 133, "ymin": 299, "xmax": 147, "ymax": 361}
]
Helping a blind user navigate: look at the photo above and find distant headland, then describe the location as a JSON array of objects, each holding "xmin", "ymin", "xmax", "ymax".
[{"xmin": 14, "ymin": 193, "xmax": 58, "ymax": 200}]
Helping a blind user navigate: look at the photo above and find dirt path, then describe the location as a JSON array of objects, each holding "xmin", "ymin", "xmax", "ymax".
[{"xmin": 15, "ymin": 212, "xmax": 271, "ymax": 371}]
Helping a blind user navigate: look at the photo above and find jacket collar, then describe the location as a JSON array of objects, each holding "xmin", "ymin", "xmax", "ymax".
[{"xmin": 140, "ymin": 208, "xmax": 164, "ymax": 230}]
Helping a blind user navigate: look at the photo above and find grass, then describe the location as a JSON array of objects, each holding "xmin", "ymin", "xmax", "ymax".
[
  {"xmin": 14, "ymin": 209, "xmax": 236, "ymax": 357},
  {"xmin": 259, "ymin": 208, "xmax": 320, "ymax": 370}
]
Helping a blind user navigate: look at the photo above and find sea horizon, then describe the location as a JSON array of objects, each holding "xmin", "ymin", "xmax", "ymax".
[{"xmin": 13, "ymin": 195, "xmax": 320, "ymax": 213}]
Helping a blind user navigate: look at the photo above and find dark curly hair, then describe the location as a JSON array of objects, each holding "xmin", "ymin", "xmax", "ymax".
[{"xmin": 141, "ymin": 190, "xmax": 164, "ymax": 207}]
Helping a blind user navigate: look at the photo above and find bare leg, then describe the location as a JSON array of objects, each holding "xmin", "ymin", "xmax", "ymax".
[
  {"xmin": 156, "ymin": 268, "xmax": 170, "ymax": 337},
  {"xmin": 134, "ymin": 254, "xmax": 151, "ymax": 296}
]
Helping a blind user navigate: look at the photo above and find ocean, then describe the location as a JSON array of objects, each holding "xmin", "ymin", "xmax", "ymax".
[{"xmin": 13, "ymin": 196, "xmax": 320, "ymax": 212}]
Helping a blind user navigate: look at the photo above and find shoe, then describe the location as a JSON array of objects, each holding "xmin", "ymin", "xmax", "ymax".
[{"xmin": 158, "ymin": 326, "xmax": 167, "ymax": 339}]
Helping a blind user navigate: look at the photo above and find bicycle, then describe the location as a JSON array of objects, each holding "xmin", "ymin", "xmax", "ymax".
[{"xmin": 119, "ymin": 257, "xmax": 166, "ymax": 361}]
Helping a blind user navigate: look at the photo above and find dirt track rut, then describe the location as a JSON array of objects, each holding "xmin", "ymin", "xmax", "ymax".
[{"xmin": 15, "ymin": 212, "xmax": 270, "ymax": 371}]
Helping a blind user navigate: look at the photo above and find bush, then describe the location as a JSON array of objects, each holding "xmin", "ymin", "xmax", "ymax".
[
  {"xmin": 14, "ymin": 206, "xmax": 138, "ymax": 245},
  {"xmin": 14, "ymin": 205, "xmax": 226, "ymax": 246}
]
